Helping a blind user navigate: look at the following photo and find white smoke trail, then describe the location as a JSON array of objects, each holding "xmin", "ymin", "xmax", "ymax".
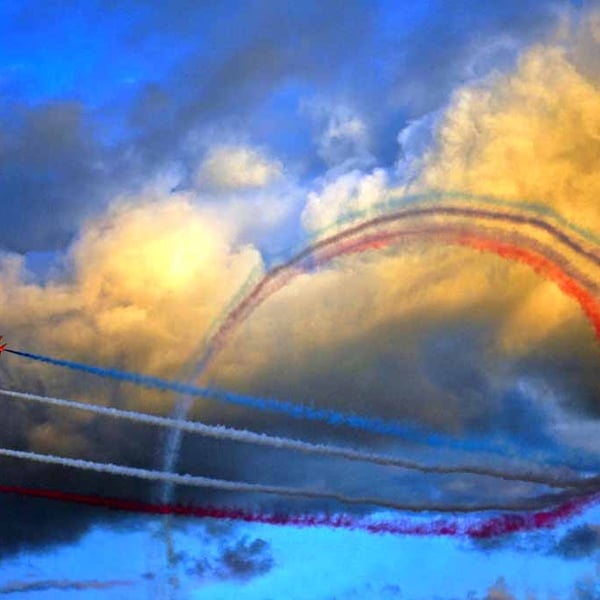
[
  {"xmin": 0, "ymin": 446, "xmax": 589, "ymax": 513},
  {"xmin": 0, "ymin": 388, "xmax": 584, "ymax": 489}
]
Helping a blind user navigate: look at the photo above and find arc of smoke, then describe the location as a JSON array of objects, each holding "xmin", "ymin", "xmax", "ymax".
[
  {"xmin": 0, "ymin": 388, "xmax": 589, "ymax": 490},
  {"xmin": 309, "ymin": 190, "xmax": 600, "ymax": 255},
  {"xmin": 0, "ymin": 445, "xmax": 596, "ymax": 514},
  {"xmin": 156, "ymin": 206, "xmax": 600, "ymax": 541},
  {"xmin": 160, "ymin": 197, "xmax": 600, "ymax": 556},
  {"xmin": 206, "ymin": 204, "xmax": 600, "ymax": 363},
  {"xmin": 0, "ymin": 483, "xmax": 597, "ymax": 539}
]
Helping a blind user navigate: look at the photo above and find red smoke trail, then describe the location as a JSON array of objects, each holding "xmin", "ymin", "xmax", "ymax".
[
  {"xmin": 457, "ymin": 235, "xmax": 600, "ymax": 340},
  {"xmin": 0, "ymin": 484, "xmax": 596, "ymax": 539},
  {"xmin": 313, "ymin": 225, "xmax": 600, "ymax": 340}
]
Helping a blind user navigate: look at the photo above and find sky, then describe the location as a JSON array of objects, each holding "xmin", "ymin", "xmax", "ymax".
[{"xmin": 3, "ymin": 0, "xmax": 600, "ymax": 598}]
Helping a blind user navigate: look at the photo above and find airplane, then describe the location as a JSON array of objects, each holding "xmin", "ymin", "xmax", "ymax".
[{"xmin": 0, "ymin": 336, "xmax": 6, "ymax": 354}]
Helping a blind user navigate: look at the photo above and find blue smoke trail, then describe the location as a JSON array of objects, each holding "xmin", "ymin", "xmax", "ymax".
[
  {"xmin": 5, "ymin": 348, "xmax": 513, "ymax": 454},
  {"xmin": 8, "ymin": 348, "xmax": 600, "ymax": 472}
]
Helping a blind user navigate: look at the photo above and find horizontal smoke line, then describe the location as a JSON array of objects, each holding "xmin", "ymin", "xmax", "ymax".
[
  {"xmin": 0, "ymin": 388, "xmax": 588, "ymax": 490},
  {"xmin": 0, "ymin": 483, "xmax": 597, "ymax": 539},
  {"xmin": 0, "ymin": 446, "xmax": 591, "ymax": 514},
  {"xmin": 4, "ymin": 349, "xmax": 504, "ymax": 449}
]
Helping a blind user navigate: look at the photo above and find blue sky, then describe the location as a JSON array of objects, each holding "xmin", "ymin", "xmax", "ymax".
[{"xmin": 2, "ymin": 1, "xmax": 600, "ymax": 599}]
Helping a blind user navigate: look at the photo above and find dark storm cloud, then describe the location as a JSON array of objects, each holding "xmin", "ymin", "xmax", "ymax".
[
  {"xmin": 0, "ymin": 100, "xmax": 114, "ymax": 252},
  {"xmin": 554, "ymin": 524, "xmax": 600, "ymax": 559},
  {"xmin": 183, "ymin": 535, "xmax": 274, "ymax": 581}
]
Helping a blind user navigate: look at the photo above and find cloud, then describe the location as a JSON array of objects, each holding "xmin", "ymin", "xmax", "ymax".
[
  {"xmin": 555, "ymin": 525, "xmax": 600, "ymax": 560},
  {"xmin": 0, "ymin": 100, "xmax": 112, "ymax": 253},
  {"xmin": 301, "ymin": 168, "xmax": 388, "ymax": 233},
  {"xmin": 195, "ymin": 145, "xmax": 283, "ymax": 191},
  {"xmin": 188, "ymin": 536, "xmax": 274, "ymax": 581},
  {"xmin": 0, "ymin": 189, "xmax": 262, "ymax": 554},
  {"xmin": 414, "ymin": 33, "xmax": 600, "ymax": 233},
  {"xmin": 301, "ymin": 100, "xmax": 374, "ymax": 170},
  {"xmin": 0, "ymin": 0, "xmax": 569, "ymax": 255}
]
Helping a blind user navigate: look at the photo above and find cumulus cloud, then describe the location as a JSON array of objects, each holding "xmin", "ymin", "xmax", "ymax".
[
  {"xmin": 195, "ymin": 145, "xmax": 283, "ymax": 192},
  {"xmin": 414, "ymin": 37, "xmax": 600, "ymax": 232},
  {"xmin": 1, "ymin": 193, "xmax": 261, "ymax": 379},
  {"xmin": 0, "ymin": 189, "xmax": 262, "ymax": 553},
  {"xmin": 302, "ymin": 100, "xmax": 374, "ymax": 170},
  {"xmin": 301, "ymin": 168, "xmax": 388, "ymax": 233}
]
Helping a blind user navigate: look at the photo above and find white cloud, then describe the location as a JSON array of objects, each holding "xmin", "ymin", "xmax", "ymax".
[
  {"xmin": 301, "ymin": 168, "xmax": 388, "ymax": 233},
  {"xmin": 302, "ymin": 100, "xmax": 374, "ymax": 169},
  {"xmin": 195, "ymin": 145, "xmax": 283, "ymax": 192}
]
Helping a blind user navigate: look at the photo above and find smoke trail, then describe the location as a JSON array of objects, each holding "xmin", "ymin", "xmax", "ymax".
[
  {"xmin": 6, "ymin": 212, "xmax": 599, "ymax": 469},
  {"xmin": 0, "ymin": 388, "xmax": 588, "ymax": 490},
  {"xmin": 315, "ymin": 224, "xmax": 600, "ymax": 339},
  {"xmin": 155, "ymin": 203, "xmax": 600, "ymax": 548},
  {"xmin": 0, "ymin": 483, "xmax": 597, "ymax": 539},
  {"xmin": 310, "ymin": 190, "xmax": 600, "ymax": 253},
  {"xmin": 149, "ymin": 196, "xmax": 600, "ymax": 570},
  {"xmin": 0, "ymin": 579, "xmax": 133, "ymax": 595},
  {"xmin": 203, "ymin": 204, "xmax": 600, "ymax": 370},
  {"xmin": 4, "ymin": 349, "xmax": 514, "ymax": 451},
  {"xmin": 0, "ymin": 446, "xmax": 589, "ymax": 513}
]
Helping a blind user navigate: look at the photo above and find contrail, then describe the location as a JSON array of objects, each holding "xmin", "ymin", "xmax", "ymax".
[
  {"xmin": 206, "ymin": 207, "xmax": 600, "ymax": 362},
  {"xmin": 0, "ymin": 579, "xmax": 133, "ymax": 595},
  {"xmin": 157, "ymin": 202, "xmax": 600, "ymax": 545},
  {"xmin": 0, "ymin": 482, "xmax": 597, "ymax": 539},
  {"xmin": 4, "ymin": 349, "xmax": 513, "ymax": 450},
  {"xmin": 0, "ymin": 388, "xmax": 588, "ymax": 490},
  {"xmin": 310, "ymin": 190, "xmax": 600, "ymax": 252},
  {"xmin": 0, "ymin": 446, "xmax": 591, "ymax": 513},
  {"xmin": 159, "ymin": 222, "xmax": 600, "ymax": 482}
]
